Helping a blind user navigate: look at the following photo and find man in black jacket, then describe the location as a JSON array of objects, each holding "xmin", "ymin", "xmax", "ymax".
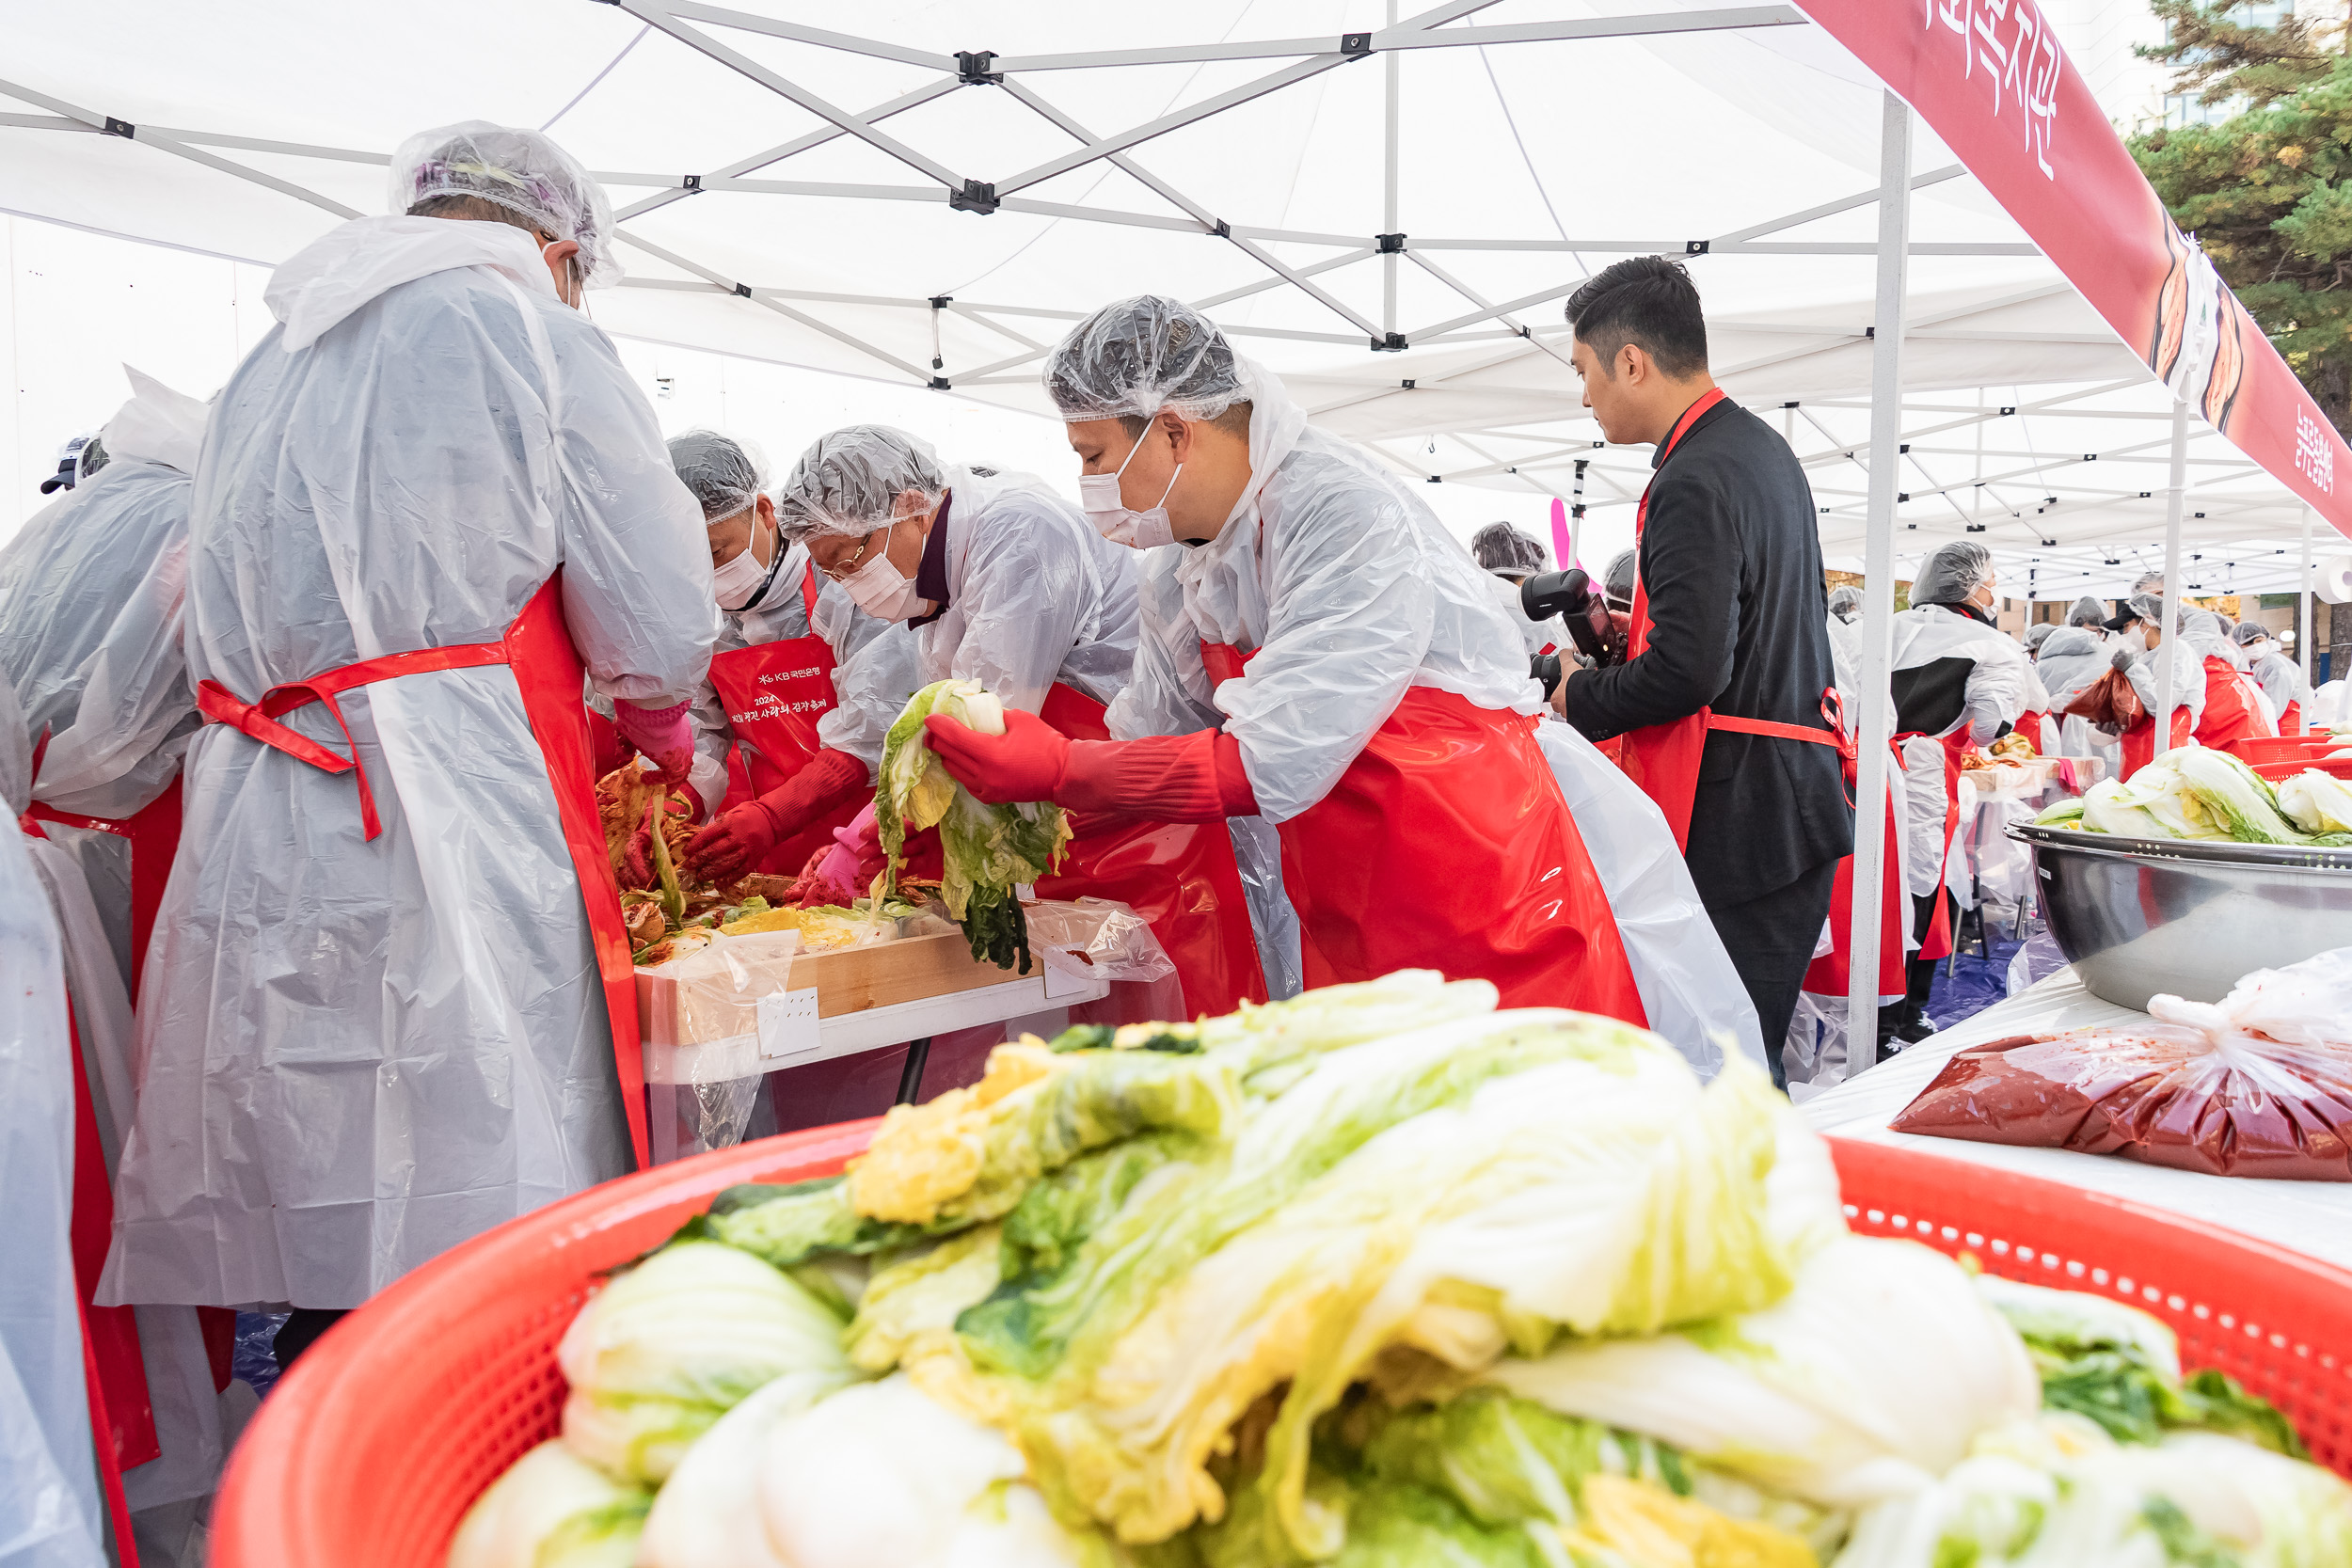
[{"xmin": 1556, "ymin": 258, "xmax": 1851, "ymax": 1083}]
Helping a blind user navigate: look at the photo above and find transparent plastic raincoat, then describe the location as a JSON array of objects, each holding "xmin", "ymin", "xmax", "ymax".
[
  {"xmin": 2032, "ymin": 626, "xmax": 2116, "ymax": 759},
  {"xmin": 691, "ymin": 544, "xmax": 918, "ymax": 783},
  {"xmin": 0, "ymin": 674, "xmax": 108, "ymax": 1568},
  {"xmin": 1103, "ymin": 357, "xmax": 1757, "ymax": 1069},
  {"xmin": 99, "ymin": 214, "xmax": 718, "ymax": 1311},
  {"xmin": 907, "ymin": 466, "xmax": 1137, "ymax": 712},
  {"xmin": 0, "ymin": 374, "xmax": 204, "ymax": 987}
]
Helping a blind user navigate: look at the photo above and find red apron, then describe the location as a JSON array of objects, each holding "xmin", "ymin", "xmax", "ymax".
[
  {"xmin": 194, "ymin": 573, "xmax": 650, "ymax": 1168},
  {"xmin": 1914, "ymin": 730, "xmax": 1972, "ymax": 965},
  {"xmin": 2194, "ymin": 653, "xmax": 2274, "ymax": 749},
  {"xmin": 1802, "ymin": 714, "xmax": 1907, "ymax": 999},
  {"xmin": 2281, "ymin": 699, "xmax": 2304, "ymax": 736},
  {"xmin": 1200, "ymin": 644, "xmax": 1643, "ymax": 1021},
  {"xmin": 24, "ymin": 781, "xmax": 182, "ymax": 998},
  {"xmin": 1613, "ymin": 388, "xmax": 1850, "ymax": 851},
  {"xmin": 707, "ymin": 566, "xmax": 861, "ymax": 874},
  {"xmin": 2120, "ymin": 705, "xmax": 2194, "ymax": 782},
  {"xmin": 1031, "ymin": 683, "xmax": 1267, "ymax": 1020}
]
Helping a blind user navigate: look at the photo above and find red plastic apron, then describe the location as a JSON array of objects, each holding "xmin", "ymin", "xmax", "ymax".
[
  {"xmin": 1200, "ymin": 644, "xmax": 1644, "ymax": 1022},
  {"xmin": 707, "ymin": 566, "xmax": 861, "ymax": 873},
  {"xmin": 2120, "ymin": 705, "xmax": 2194, "ymax": 782},
  {"xmin": 2194, "ymin": 653, "xmax": 2274, "ymax": 749},
  {"xmin": 1031, "ymin": 683, "xmax": 1267, "ymax": 1020},
  {"xmin": 24, "ymin": 781, "xmax": 182, "ymax": 998},
  {"xmin": 1802, "ymin": 710, "xmax": 1907, "ymax": 998},
  {"xmin": 1914, "ymin": 730, "xmax": 1972, "ymax": 965},
  {"xmin": 2281, "ymin": 699, "xmax": 2304, "ymax": 736},
  {"xmin": 1612, "ymin": 388, "xmax": 1849, "ymax": 854},
  {"xmin": 194, "ymin": 573, "xmax": 650, "ymax": 1168}
]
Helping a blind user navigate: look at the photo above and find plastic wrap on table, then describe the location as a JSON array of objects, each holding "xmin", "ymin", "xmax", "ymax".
[
  {"xmin": 635, "ymin": 930, "xmax": 804, "ymax": 1164},
  {"xmin": 1023, "ymin": 895, "xmax": 1187, "ymax": 1028},
  {"xmin": 1891, "ymin": 948, "xmax": 2352, "ymax": 1180}
]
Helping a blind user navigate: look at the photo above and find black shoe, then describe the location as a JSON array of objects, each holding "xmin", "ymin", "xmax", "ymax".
[{"xmin": 1895, "ymin": 1015, "xmax": 1940, "ymax": 1044}]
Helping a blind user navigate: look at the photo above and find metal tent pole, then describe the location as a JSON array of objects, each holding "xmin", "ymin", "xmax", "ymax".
[
  {"xmin": 1383, "ymin": 0, "xmax": 1401, "ymax": 341},
  {"xmin": 1844, "ymin": 90, "xmax": 1912, "ymax": 1082},
  {"xmin": 2157, "ymin": 398, "xmax": 2187, "ymax": 732},
  {"xmin": 2301, "ymin": 504, "xmax": 2315, "ymax": 689}
]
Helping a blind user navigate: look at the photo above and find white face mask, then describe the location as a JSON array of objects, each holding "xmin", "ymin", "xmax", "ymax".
[
  {"xmin": 836, "ymin": 522, "xmax": 930, "ymax": 623},
  {"xmin": 2124, "ymin": 626, "xmax": 2149, "ymax": 654},
  {"xmin": 1079, "ymin": 427, "xmax": 1181, "ymax": 549},
  {"xmin": 710, "ymin": 515, "xmax": 777, "ymax": 611}
]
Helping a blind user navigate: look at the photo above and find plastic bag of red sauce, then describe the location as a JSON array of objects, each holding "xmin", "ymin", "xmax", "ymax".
[{"xmin": 1891, "ymin": 950, "xmax": 2352, "ymax": 1180}]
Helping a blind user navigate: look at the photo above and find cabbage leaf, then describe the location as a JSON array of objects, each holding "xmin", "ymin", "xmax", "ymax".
[{"xmin": 878, "ymin": 679, "xmax": 1072, "ymax": 972}]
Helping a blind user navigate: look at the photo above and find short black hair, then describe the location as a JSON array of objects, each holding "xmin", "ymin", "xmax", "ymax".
[{"xmin": 1563, "ymin": 256, "xmax": 1708, "ymax": 379}]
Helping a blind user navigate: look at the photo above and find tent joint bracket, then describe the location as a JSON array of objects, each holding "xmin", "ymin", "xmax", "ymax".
[
  {"xmin": 1341, "ymin": 31, "xmax": 1375, "ymax": 57},
  {"xmin": 950, "ymin": 179, "xmax": 999, "ymax": 214},
  {"xmin": 1371, "ymin": 331, "xmax": 1407, "ymax": 352},
  {"xmin": 1684, "ymin": 239, "xmax": 1708, "ymax": 256},
  {"xmin": 957, "ymin": 51, "xmax": 1003, "ymax": 86},
  {"xmin": 103, "ymin": 116, "xmax": 135, "ymax": 138},
  {"xmin": 1376, "ymin": 231, "xmax": 1406, "ymax": 253}
]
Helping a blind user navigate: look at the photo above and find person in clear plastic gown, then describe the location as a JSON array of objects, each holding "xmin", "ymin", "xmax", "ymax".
[
  {"xmin": 771, "ymin": 424, "xmax": 1286, "ymax": 1016},
  {"xmin": 0, "ymin": 368, "xmax": 238, "ymax": 1562},
  {"xmin": 99, "ymin": 122, "xmax": 718, "ymax": 1320},
  {"xmin": 920, "ymin": 297, "xmax": 1762, "ymax": 1073},
  {"xmin": 0, "ymin": 671, "xmax": 110, "ymax": 1568},
  {"xmin": 660, "ymin": 429, "xmax": 919, "ymax": 885}
]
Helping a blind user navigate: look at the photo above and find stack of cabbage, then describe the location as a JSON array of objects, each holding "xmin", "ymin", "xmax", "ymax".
[
  {"xmin": 448, "ymin": 972, "xmax": 2352, "ymax": 1568},
  {"xmin": 2037, "ymin": 745, "xmax": 2352, "ymax": 847}
]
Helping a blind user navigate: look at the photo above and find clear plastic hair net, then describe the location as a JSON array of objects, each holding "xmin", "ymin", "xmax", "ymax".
[
  {"xmin": 2233, "ymin": 619, "xmax": 2274, "ymax": 647},
  {"xmin": 1469, "ymin": 523, "xmax": 1548, "ymax": 575},
  {"xmin": 1045, "ymin": 295, "xmax": 1248, "ymax": 423},
  {"xmin": 667, "ymin": 429, "xmax": 766, "ymax": 523},
  {"xmin": 1827, "ymin": 584, "xmax": 1862, "ymax": 621},
  {"xmin": 2024, "ymin": 623, "xmax": 2057, "ymax": 654},
  {"xmin": 1912, "ymin": 541, "xmax": 1994, "ymax": 606},
  {"xmin": 2122, "ymin": 593, "xmax": 2205, "ymax": 637},
  {"xmin": 2067, "ymin": 594, "xmax": 2108, "ymax": 627},
  {"xmin": 387, "ymin": 120, "xmax": 620, "ymax": 289},
  {"xmin": 772, "ymin": 425, "xmax": 948, "ymax": 541},
  {"xmin": 1603, "ymin": 547, "xmax": 1638, "ymax": 609}
]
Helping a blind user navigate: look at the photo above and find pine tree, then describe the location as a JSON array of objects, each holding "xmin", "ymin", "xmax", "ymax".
[
  {"xmin": 2131, "ymin": 5, "xmax": 2352, "ymax": 431},
  {"xmin": 2140, "ymin": 0, "xmax": 2339, "ymax": 109}
]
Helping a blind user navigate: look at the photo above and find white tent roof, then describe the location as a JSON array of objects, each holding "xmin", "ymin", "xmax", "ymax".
[{"xmin": 0, "ymin": 0, "xmax": 2327, "ymax": 597}]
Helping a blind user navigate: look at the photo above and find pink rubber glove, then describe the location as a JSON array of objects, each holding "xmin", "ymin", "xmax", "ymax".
[
  {"xmin": 798, "ymin": 802, "xmax": 882, "ymax": 907},
  {"xmin": 611, "ymin": 698, "xmax": 695, "ymax": 786}
]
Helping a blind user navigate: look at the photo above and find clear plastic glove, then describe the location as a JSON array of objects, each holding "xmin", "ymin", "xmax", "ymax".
[{"xmin": 611, "ymin": 698, "xmax": 695, "ymax": 785}]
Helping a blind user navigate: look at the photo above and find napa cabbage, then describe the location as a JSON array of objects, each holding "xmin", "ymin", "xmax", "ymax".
[
  {"xmin": 1486, "ymin": 1236, "xmax": 2039, "ymax": 1509},
  {"xmin": 912, "ymin": 1019, "xmax": 1843, "ymax": 1552},
  {"xmin": 2278, "ymin": 768, "xmax": 2352, "ymax": 837},
  {"xmin": 878, "ymin": 679, "xmax": 1071, "ymax": 972},
  {"xmin": 445, "ymin": 1440, "xmax": 651, "ymax": 1568},
  {"xmin": 556, "ymin": 1240, "xmax": 853, "ymax": 1484}
]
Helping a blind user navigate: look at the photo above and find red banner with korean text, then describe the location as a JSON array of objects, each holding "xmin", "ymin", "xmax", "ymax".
[{"xmin": 1794, "ymin": 0, "xmax": 2352, "ymax": 535}]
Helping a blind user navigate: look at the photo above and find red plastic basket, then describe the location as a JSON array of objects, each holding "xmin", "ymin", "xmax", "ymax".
[
  {"xmin": 2252, "ymin": 756, "xmax": 2352, "ymax": 782},
  {"xmin": 2233, "ymin": 735, "xmax": 2343, "ymax": 766},
  {"xmin": 210, "ymin": 1132, "xmax": 2352, "ymax": 1568}
]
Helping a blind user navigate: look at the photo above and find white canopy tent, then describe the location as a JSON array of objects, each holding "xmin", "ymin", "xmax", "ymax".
[{"xmin": 5, "ymin": 0, "xmax": 2341, "ymax": 1073}]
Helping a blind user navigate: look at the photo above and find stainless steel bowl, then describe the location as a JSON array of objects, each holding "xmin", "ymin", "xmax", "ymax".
[{"xmin": 2009, "ymin": 823, "xmax": 2352, "ymax": 1008}]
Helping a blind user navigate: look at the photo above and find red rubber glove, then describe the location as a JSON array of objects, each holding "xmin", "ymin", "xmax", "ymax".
[
  {"xmin": 611, "ymin": 698, "xmax": 695, "ymax": 787},
  {"xmin": 684, "ymin": 748, "xmax": 868, "ymax": 883},
  {"xmin": 922, "ymin": 712, "xmax": 1257, "ymax": 822}
]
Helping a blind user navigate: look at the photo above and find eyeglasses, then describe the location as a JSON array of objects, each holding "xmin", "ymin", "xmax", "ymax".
[{"xmin": 818, "ymin": 528, "xmax": 882, "ymax": 581}]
